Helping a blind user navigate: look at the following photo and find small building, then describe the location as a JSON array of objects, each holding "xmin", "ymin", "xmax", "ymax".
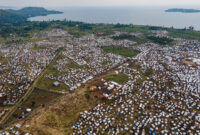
[
  {"xmin": 53, "ymin": 81, "xmax": 60, "ymax": 87},
  {"xmin": 26, "ymin": 108, "xmax": 32, "ymax": 112},
  {"xmin": 97, "ymin": 31, "xmax": 104, "ymax": 35}
]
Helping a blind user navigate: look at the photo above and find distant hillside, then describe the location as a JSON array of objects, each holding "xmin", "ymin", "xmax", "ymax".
[
  {"xmin": 6, "ymin": 7, "xmax": 63, "ymax": 18},
  {"xmin": 165, "ymin": 8, "xmax": 200, "ymax": 13},
  {"xmin": 0, "ymin": 9, "xmax": 26, "ymax": 23},
  {"xmin": 0, "ymin": 7, "xmax": 63, "ymax": 23}
]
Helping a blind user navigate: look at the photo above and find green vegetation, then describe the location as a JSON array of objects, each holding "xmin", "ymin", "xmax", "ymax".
[
  {"xmin": 144, "ymin": 69, "xmax": 154, "ymax": 77},
  {"xmin": 34, "ymin": 50, "xmax": 69, "ymax": 92},
  {"xmin": 67, "ymin": 61, "xmax": 80, "ymax": 69},
  {"xmin": 104, "ymin": 73, "xmax": 129, "ymax": 84},
  {"xmin": 0, "ymin": 21, "xmax": 50, "ymax": 38},
  {"xmin": 35, "ymin": 77, "xmax": 69, "ymax": 92},
  {"xmin": 45, "ymin": 67, "xmax": 62, "ymax": 76},
  {"xmin": 32, "ymin": 45, "xmax": 47, "ymax": 50},
  {"xmin": 113, "ymin": 23, "xmax": 151, "ymax": 34},
  {"xmin": 0, "ymin": 9, "xmax": 26, "ymax": 23},
  {"xmin": 112, "ymin": 34, "xmax": 148, "ymax": 44},
  {"xmin": 147, "ymin": 36, "xmax": 174, "ymax": 45},
  {"xmin": 21, "ymin": 88, "xmax": 62, "ymax": 109},
  {"xmin": 102, "ymin": 46, "xmax": 140, "ymax": 58},
  {"xmin": 0, "ymin": 7, "xmax": 62, "ymax": 24},
  {"xmin": 45, "ymin": 53, "xmax": 65, "ymax": 76},
  {"xmin": 0, "ymin": 53, "xmax": 9, "ymax": 65},
  {"xmin": 168, "ymin": 28, "xmax": 200, "ymax": 41},
  {"xmin": 6, "ymin": 7, "xmax": 62, "ymax": 18},
  {"xmin": 147, "ymin": 26, "xmax": 200, "ymax": 41},
  {"xmin": 64, "ymin": 23, "xmax": 151, "ymax": 38},
  {"xmin": 0, "ymin": 7, "xmax": 63, "ymax": 39}
]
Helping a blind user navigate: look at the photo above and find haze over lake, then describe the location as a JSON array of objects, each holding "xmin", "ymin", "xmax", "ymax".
[{"xmin": 29, "ymin": 6, "xmax": 200, "ymax": 30}]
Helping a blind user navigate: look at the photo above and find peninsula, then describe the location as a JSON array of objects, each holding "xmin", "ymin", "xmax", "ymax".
[
  {"xmin": 6, "ymin": 7, "xmax": 63, "ymax": 18},
  {"xmin": 0, "ymin": 7, "xmax": 63, "ymax": 23}
]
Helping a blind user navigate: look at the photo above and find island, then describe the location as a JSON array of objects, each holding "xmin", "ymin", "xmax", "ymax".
[{"xmin": 165, "ymin": 8, "xmax": 200, "ymax": 13}]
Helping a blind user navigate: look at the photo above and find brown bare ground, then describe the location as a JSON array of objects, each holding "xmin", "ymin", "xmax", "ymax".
[{"xmin": 8, "ymin": 71, "xmax": 116, "ymax": 135}]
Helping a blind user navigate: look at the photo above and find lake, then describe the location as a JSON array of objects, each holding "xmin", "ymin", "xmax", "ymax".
[{"xmin": 29, "ymin": 6, "xmax": 200, "ymax": 30}]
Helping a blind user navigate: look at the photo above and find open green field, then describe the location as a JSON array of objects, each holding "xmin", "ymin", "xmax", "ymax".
[
  {"xmin": 102, "ymin": 46, "xmax": 140, "ymax": 58},
  {"xmin": 147, "ymin": 36, "xmax": 174, "ymax": 45},
  {"xmin": 35, "ymin": 77, "xmax": 69, "ymax": 92},
  {"xmin": 168, "ymin": 28, "xmax": 200, "ymax": 41},
  {"xmin": 67, "ymin": 61, "xmax": 80, "ymax": 69},
  {"xmin": 32, "ymin": 45, "xmax": 47, "ymax": 50},
  {"xmin": 0, "ymin": 53, "xmax": 9, "ymax": 65},
  {"xmin": 112, "ymin": 34, "xmax": 148, "ymax": 44},
  {"xmin": 103, "ymin": 73, "xmax": 129, "ymax": 84},
  {"xmin": 45, "ymin": 52, "xmax": 65, "ymax": 76}
]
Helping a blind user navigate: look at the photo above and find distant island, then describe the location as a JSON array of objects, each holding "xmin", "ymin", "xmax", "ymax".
[
  {"xmin": 0, "ymin": 7, "xmax": 63, "ymax": 23},
  {"xmin": 165, "ymin": 8, "xmax": 200, "ymax": 13}
]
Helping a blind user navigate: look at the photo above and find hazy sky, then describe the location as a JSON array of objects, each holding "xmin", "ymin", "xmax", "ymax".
[{"xmin": 0, "ymin": 0, "xmax": 200, "ymax": 7}]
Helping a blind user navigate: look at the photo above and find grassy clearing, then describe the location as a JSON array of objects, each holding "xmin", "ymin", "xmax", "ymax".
[
  {"xmin": 168, "ymin": 28, "xmax": 200, "ymax": 41},
  {"xmin": 112, "ymin": 34, "xmax": 148, "ymax": 44},
  {"xmin": 45, "ymin": 67, "xmax": 62, "ymax": 76},
  {"xmin": 67, "ymin": 61, "xmax": 80, "ymax": 69},
  {"xmin": 32, "ymin": 45, "xmax": 47, "ymax": 50},
  {"xmin": 104, "ymin": 73, "xmax": 129, "ymax": 84},
  {"xmin": 45, "ymin": 53, "xmax": 65, "ymax": 76},
  {"xmin": 102, "ymin": 46, "xmax": 140, "ymax": 58},
  {"xmin": 0, "ymin": 52, "xmax": 9, "ymax": 65},
  {"xmin": 147, "ymin": 36, "xmax": 174, "ymax": 45},
  {"xmin": 35, "ymin": 77, "xmax": 69, "ymax": 92}
]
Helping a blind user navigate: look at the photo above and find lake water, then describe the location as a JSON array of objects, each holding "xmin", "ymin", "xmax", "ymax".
[{"xmin": 29, "ymin": 6, "xmax": 200, "ymax": 30}]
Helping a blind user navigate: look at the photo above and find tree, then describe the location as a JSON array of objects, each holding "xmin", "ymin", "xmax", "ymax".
[
  {"xmin": 189, "ymin": 26, "xmax": 194, "ymax": 31},
  {"xmin": 31, "ymin": 101, "xmax": 35, "ymax": 107}
]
